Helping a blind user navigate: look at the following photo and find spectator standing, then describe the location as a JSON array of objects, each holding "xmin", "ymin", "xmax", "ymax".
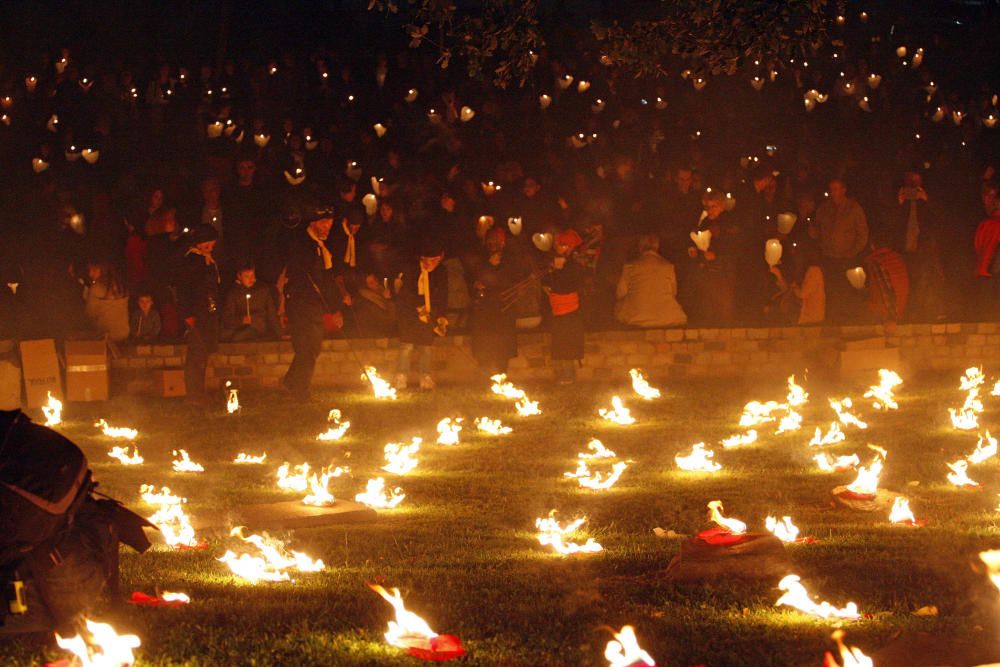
[
  {"xmin": 394, "ymin": 240, "xmax": 448, "ymax": 390},
  {"xmin": 177, "ymin": 225, "xmax": 221, "ymax": 404},
  {"xmin": 816, "ymin": 179, "xmax": 869, "ymax": 321}
]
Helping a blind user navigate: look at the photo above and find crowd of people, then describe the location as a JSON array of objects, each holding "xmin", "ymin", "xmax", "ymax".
[{"xmin": 0, "ymin": 40, "xmax": 998, "ymax": 396}]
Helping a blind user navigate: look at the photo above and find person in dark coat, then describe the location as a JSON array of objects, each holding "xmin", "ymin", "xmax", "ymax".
[
  {"xmin": 220, "ymin": 265, "xmax": 281, "ymax": 341},
  {"xmin": 393, "ymin": 239, "xmax": 448, "ymax": 390},
  {"xmin": 282, "ymin": 204, "xmax": 343, "ymax": 401},
  {"xmin": 544, "ymin": 228, "xmax": 588, "ymax": 385},
  {"xmin": 177, "ymin": 225, "xmax": 221, "ymax": 403},
  {"xmin": 469, "ymin": 227, "xmax": 518, "ymax": 376}
]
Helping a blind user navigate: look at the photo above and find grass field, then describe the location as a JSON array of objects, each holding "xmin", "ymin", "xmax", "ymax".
[{"xmin": 3, "ymin": 369, "xmax": 1000, "ymax": 666}]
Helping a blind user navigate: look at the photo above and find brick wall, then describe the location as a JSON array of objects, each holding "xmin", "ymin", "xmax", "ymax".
[{"xmin": 113, "ymin": 322, "xmax": 1000, "ymax": 393}]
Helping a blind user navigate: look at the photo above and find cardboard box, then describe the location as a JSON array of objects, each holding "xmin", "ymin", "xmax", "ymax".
[
  {"xmin": 0, "ymin": 340, "xmax": 20, "ymax": 409},
  {"xmin": 19, "ymin": 339, "xmax": 62, "ymax": 408},
  {"xmin": 152, "ymin": 369, "xmax": 186, "ymax": 397},
  {"xmin": 65, "ymin": 340, "xmax": 109, "ymax": 402}
]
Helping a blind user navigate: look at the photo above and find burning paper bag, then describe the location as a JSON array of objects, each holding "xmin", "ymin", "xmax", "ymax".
[
  {"xmin": 128, "ymin": 591, "xmax": 190, "ymax": 608},
  {"xmin": 690, "ymin": 230, "xmax": 711, "ymax": 252},
  {"xmin": 362, "ymin": 193, "xmax": 378, "ymax": 216},
  {"xmin": 373, "ymin": 122, "xmax": 387, "ymax": 138},
  {"xmin": 507, "ymin": 216, "xmax": 523, "ymax": 236},
  {"xmin": 369, "ymin": 584, "xmax": 465, "ymax": 662},
  {"xmin": 846, "ymin": 267, "xmax": 867, "ymax": 290},
  {"xmin": 539, "ymin": 94, "xmax": 552, "ymax": 109},
  {"xmin": 459, "ymin": 106, "xmax": 475, "ymax": 123},
  {"xmin": 776, "ymin": 212, "xmax": 797, "ymax": 234},
  {"xmin": 532, "ymin": 232, "xmax": 553, "ymax": 252},
  {"xmin": 764, "ymin": 239, "xmax": 782, "ymax": 267}
]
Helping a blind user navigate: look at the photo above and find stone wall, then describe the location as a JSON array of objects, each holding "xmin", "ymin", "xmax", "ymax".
[{"xmin": 113, "ymin": 321, "xmax": 1000, "ymax": 393}]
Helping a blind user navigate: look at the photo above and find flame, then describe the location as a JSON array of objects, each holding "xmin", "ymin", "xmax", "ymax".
[
  {"xmin": 604, "ymin": 625, "xmax": 656, "ymax": 667},
  {"xmin": 95, "ymin": 419, "xmax": 139, "ymax": 440},
  {"xmin": 739, "ymin": 400, "xmax": 784, "ymax": 427},
  {"xmin": 475, "ymin": 417, "xmax": 512, "ymax": 435},
  {"xmin": 950, "ymin": 388, "xmax": 984, "ymax": 430},
  {"xmin": 42, "ymin": 391, "xmax": 63, "ymax": 426},
  {"xmin": 436, "ymin": 417, "xmax": 463, "ymax": 445},
  {"xmin": 564, "ymin": 460, "xmax": 628, "ymax": 490},
  {"xmin": 829, "ymin": 398, "xmax": 868, "ymax": 429},
  {"xmin": 302, "ymin": 466, "xmax": 349, "ymax": 506},
  {"xmin": 786, "ymin": 375, "xmax": 808, "ymax": 407},
  {"xmin": 142, "ymin": 485, "xmax": 198, "ymax": 548},
  {"xmin": 864, "ymin": 369, "xmax": 903, "ymax": 410},
  {"xmin": 161, "ymin": 591, "xmax": 190, "ymax": 604},
  {"xmin": 776, "ymin": 574, "xmax": 860, "ymax": 620},
  {"xmin": 317, "ymin": 409, "xmax": 351, "ymax": 441},
  {"xmin": 980, "ymin": 550, "xmax": 1000, "ymax": 592},
  {"xmin": 675, "ymin": 443, "xmax": 722, "ymax": 472},
  {"xmin": 809, "ymin": 422, "xmax": 846, "ymax": 447},
  {"xmin": 629, "ymin": 369, "xmax": 661, "ymax": 400},
  {"xmin": 218, "ymin": 526, "xmax": 325, "ymax": 583},
  {"xmin": 968, "ymin": 430, "xmax": 998, "ymax": 465},
  {"xmin": 355, "ymin": 477, "xmax": 405, "ymax": 508},
  {"xmin": 707, "ymin": 500, "xmax": 746, "ymax": 534},
  {"xmin": 535, "ymin": 512, "xmax": 603, "ymax": 555},
  {"xmin": 889, "ymin": 497, "xmax": 916, "ymax": 524},
  {"xmin": 827, "ymin": 629, "xmax": 874, "ymax": 667},
  {"xmin": 946, "ymin": 459, "xmax": 979, "ymax": 487},
  {"xmin": 277, "ymin": 463, "xmax": 311, "ymax": 491},
  {"xmin": 775, "ymin": 409, "xmax": 803, "ymax": 434},
  {"xmin": 233, "ymin": 452, "xmax": 267, "ymax": 464},
  {"xmin": 55, "ymin": 618, "xmax": 141, "ymax": 667},
  {"xmin": 765, "ymin": 515, "xmax": 801, "ymax": 543},
  {"xmin": 599, "ymin": 396, "xmax": 636, "ymax": 425},
  {"xmin": 845, "ymin": 448, "xmax": 886, "ymax": 497},
  {"xmin": 363, "ymin": 366, "xmax": 398, "ymax": 399},
  {"xmin": 490, "ymin": 373, "xmax": 526, "ymax": 400},
  {"xmin": 108, "ymin": 445, "xmax": 143, "ymax": 465},
  {"xmin": 992, "ymin": 380, "xmax": 1000, "ymax": 397},
  {"xmin": 171, "ymin": 449, "xmax": 204, "ymax": 473},
  {"xmin": 369, "ymin": 584, "xmax": 438, "ymax": 649},
  {"xmin": 813, "ymin": 452, "xmax": 860, "ymax": 473},
  {"xmin": 383, "ymin": 437, "xmax": 422, "ymax": 474},
  {"xmin": 515, "ymin": 396, "xmax": 541, "ymax": 416},
  {"xmin": 721, "ymin": 430, "xmax": 758, "ymax": 449},
  {"xmin": 960, "ymin": 366, "xmax": 985, "ymax": 391},
  {"xmin": 226, "ymin": 386, "xmax": 240, "ymax": 414},
  {"xmin": 580, "ymin": 439, "xmax": 616, "ymax": 459}
]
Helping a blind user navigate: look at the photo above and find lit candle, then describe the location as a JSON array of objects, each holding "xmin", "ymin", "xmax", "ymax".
[{"xmin": 245, "ymin": 294, "xmax": 251, "ymax": 318}]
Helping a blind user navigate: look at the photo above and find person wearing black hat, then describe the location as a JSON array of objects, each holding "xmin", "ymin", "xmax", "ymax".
[
  {"xmin": 393, "ymin": 239, "xmax": 449, "ymax": 390},
  {"xmin": 177, "ymin": 225, "xmax": 221, "ymax": 404},
  {"xmin": 281, "ymin": 204, "xmax": 345, "ymax": 400}
]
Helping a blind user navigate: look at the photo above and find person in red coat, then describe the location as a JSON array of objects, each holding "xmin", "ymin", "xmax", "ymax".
[{"xmin": 974, "ymin": 197, "xmax": 1000, "ymax": 313}]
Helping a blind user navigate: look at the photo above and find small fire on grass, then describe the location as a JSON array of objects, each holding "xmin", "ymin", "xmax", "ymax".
[
  {"xmin": 992, "ymin": 380, "xmax": 1000, "ymax": 397},
  {"xmin": 42, "ymin": 391, "xmax": 63, "ymax": 426},
  {"xmin": 707, "ymin": 500, "xmax": 746, "ymax": 535},
  {"xmin": 967, "ymin": 430, "xmax": 997, "ymax": 465},
  {"xmin": 129, "ymin": 590, "xmax": 191, "ymax": 607},
  {"xmin": 580, "ymin": 439, "xmax": 616, "ymax": 459},
  {"xmin": 960, "ymin": 366, "xmax": 985, "ymax": 391},
  {"xmin": 142, "ymin": 485, "xmax": 199, "ymax": 549},
  {"xmin": 675, "ymin": 443, "xmax": 722, "ymax": 472},
  {"xmin": 843, "ymin": 446, "xmax": 886, "ymax": 498},
  {"xmin": 565, "ymin": 460, "xmax": 628, "ymax": 490},
  {"xmin": 721, "ymin": 430, "xmax": 757, "ymax": 449},
  {"xmin": 888, "ymin": 497, "xmax": 925, "ymax": 526},
  {"xmin": 95, "ymin": 419, "xmax": 138, "ymax": 440},
  {"xmin": 864, "ymin": 368, "xmax": 903, "ymax": 410},
  {"xmin": 302, "ymin": 466, "xmax": 349, "ymax": 506},
  {"xmin": 515, "ymin": 396, "xmax": 541, "ymax": 416},
  {"xmin": 277, "ymin": 463, "xmax": 311, "ymax": 492},
  {"xmin": 786, "ymin": 374, "xmax": 808, "ymax": 408},
  {"xmin": 629, "ymin": 368, "xmax": 661, "ymax": 400},
  {"xmin": 949, "ymin": 387, "xmax": 983, "ymax": 431},
  {"xmin": 226, "ymin": 381, "xmax": 240, "ymax": 414},
  {"xmin": 355, "ymin": 477, "xmax": 405, "ymax": 508},
  {"xmin": 363, "ymin": 365, "xmax": 397, "ymax": 400},
  {"xmin": 946, "ymin": 459, "xmax": 979, "ymax": 487},
  {"xmin": 764, "ymin": 516, "xmax": 801, "ymax": 543},
  {"xmin": 776, "ymin": 574, "xmax": 860, "ymax": 620},
  {"xmin": 217, "ymin": 526, "xmax": 325, "ymax": 583},
  {"xmin": 233, "ymin": 452, "xmax": 267, "ymax": 464},
  {"xmin": 383, "ymin": 438, "xmax": 422, "ymax": 474},
  {"xmin": 535, "ymin": 512, "xmax": 603, "ymax": 555},
  {"xmin": 436, "ymin": 417, "xmax": 463, "ymax": 445},
  {"xmin": 316, "ymin": 409, "xmax": 350, "ymax": 441},
  {"xmin": 605, "ymin": 625, "xmax": 656, "ymax": 667},
  {"xmin": 739, "ymin": 400, "xmax": 784, "ymax": 427},
  {"xmin": 814, "ymin": 452, "xmax": 860, "ymax": 473},
  {"xmin": 171, "ymin": 449, "xmax": 204, "ymax": 473},
  {"xmin": 490, "ymin": 373, "xmax": 526, "ymax": 400},
  {"xmin": 369, "ymin": 584, "xmax": 465, "ymax": 661},
  {"xmin": 809, "ymin": 422, "xmax": 846, "ymax": 447},
  {"xmin": 824, "ymin": 629, "xmax": 873, "ymax": 667},
  {"xmin": 775, "ymin": 409, "xmax": 803, "ymax": 435},
  {"xmin": 475, "ymin": 417, "xmax": 512, "ymax": 435},
  {"xmin": 829, "ymin": 398, "xmax": 868, "ymax": 429},
  {"xmin": 598, "ymin": 396, "xmax": 635, "ymax": 425},
  {"xmin": 54, "ymin": 618, "xmax": 141, "ymax": 667},
  {"xmin": 980, "ymin": 550, "xmax": 1000, "ymax": 592},
  {"xmin": 108, "ymin": 445, "xmax": 143, "ymax": 465}
]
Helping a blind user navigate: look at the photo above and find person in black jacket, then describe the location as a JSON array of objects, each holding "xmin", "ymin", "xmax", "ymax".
[
  {"xmin": 177, "ymin": 225, "xmax": 221, "ymax": 404},
  {"xmin": 281, "ymin": 204, "xmax": 344, "ymax": 400},
  {"xmin": 220, "ymin": 265, "xmax": 280, "ymax": 341},
  {"xmin": 393, "ymin": 239, "xmax": 448, "ymax": 390},
  {"xmin": 469, "ymin": 228, "xmax": 518, "ymax": 376}
]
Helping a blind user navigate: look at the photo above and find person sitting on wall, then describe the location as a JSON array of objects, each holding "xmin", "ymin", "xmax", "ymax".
[
  {"xmin": 129, "ymin": 292, "xmax": 162, "ymax": 342},
  {"xmin": 614, "ymin": 234, "xmax": 687, "ymax": 328},
  {"xmin": 220, "ymin": 264, "xmax": 281, "ymax": 342}
]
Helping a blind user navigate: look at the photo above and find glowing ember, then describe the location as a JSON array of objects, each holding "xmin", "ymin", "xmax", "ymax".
[
  {"xmin": 142, "ymin": 485, "xmax": 198, "ymax": 548},
  {"xmin": 490, "ymin": 372, "xmax": 526, "ymax": 400},
  {"xmin": 55, "ymin": 618, "xmax": 141, "ymax": 667},
  {"xmin": 813, "ymin": 452, "xmax": 860, "ymax": 473},
  {"xmin": 42, "ymin": 391, "xmax": 63, "ymax": 426},
  {"xmin": 108, "ymin": 445, "xmax": 143, "ymax": 465},
  {"xmin": 355, "ymin": 477, "xmax": 405, "ymax": 508},
  {"xmin": 233, "ymin": 452, "xmax": 267, "ymax": 464},
  {"xmin": 829, "ymin": 398, "xmax": 868, "ymax": 429},
  {"xmin": 475, "ymin": 417, "xmax": 512, "ymax": 435},
  {"xmin": 564, "ymin": 460, "xmax": 628, "ymax": 490},
  {"xmin": 707, "ymin": 500, "xmax": 746, "ymax": 534},
  {"xmin": 864, "ymin": 369, "xmax": 903, "ymax": 410},
  {"xmin": 675, "ymin": 443, "xmax": 722, "ymax": 472},
  {"xmin": 363, "ymin": 365, "xmax": 397, "ymax": 400},
  {"xmin": 161, "ymin": 591, "xmax": 190, "ymax": 604},
  {"xmin": 579, "ymin": 438, "xmax": 617, "ymax": 459},
  {"xmin": 369, "ymin": 584, "xmax": 439, "ymax": 650},
  {"xmin": 515, "ymin": 396, "xmax": 541, "ymax": 416},
  {"xmin": 436, "ymin": 417, "xmax": 463, "ymax": 445},
  {"xmin": 721, "ymin": 430, "xmax": 758, "ymax": 449},
  {"xmin": 217, "ymin": 526, "xmax": 324, "ymax": 583},
  {"xmin": 226, "ymin": 383, "xmax": 240, "ymax": 414},
  {"xmin": 605, "ymin": 625, "xmax": 656, "ymax": 667},
  {"xmin": 946, "ymin": 459, "xmax": 979, "ymax": 487},
  {"xmin": 889, "ymin": 497, "xmax": 916, "ymax": 524},
  {"xmin": 383, "ymin": 437, "xmax": 422, "ymax": 474},
  {"xmin": 967, "ymin": 430, "xmax": 997, "ymax": 465},
  {"xmin": 765, "ymin": 515, "xmax": 801, "ymax": 543},
  {"xmin": 95, "ymin": 419, "xmax": 138, "ymax": 440},
  {"xmin": 980, "ymin": 550, "xmax": 1000, "ymax": 592},
  {"xmin": 629, "ymin": 369, "xmax": 661, "ymax": 400},
  {"xmin": 739, "ymin": 400, "xmax": 785, "ymax": 427},
  {"xmin": 302, "ymin": 466, "xmax": 349, "ymax": 506},
  {"xmin": 786, "ymin": 375, "xmax": 808, "ymax": 407},
  {"xmin": 316, "ymin": 409, "xmax": 350, "ymax": 441},
  {"xmin": 809, "ymin": 422, "xmax": 846, "ymax": 447},
  {"xmin": 844, "ymin": 448, "xmax": 886, "ymax": 497},
  {"xmin": 775, "ymin": 409, "xmax": 803, "ymax": 434},
  {"xmin": 171, "ymin": 449, "xmax": 204, "ymax": 473},
  {"xmin": 960, "ymin": 366, "xmax": 985, "ymax": 391},
  {"xmin": 535, "ymin": 512, "xmax": 603, "ymax": 555},
  {"xmin": 826, "ymin": 629, "xmax": 873, "ymax": 667},
  {"xmin": 277, "ymin": 463, "xmax": 311, "ymax": 491},
  {"xmin": 599, "ymin": 396, "xmax": 635, "ymax": 425},
  {"xmin": 776, "ymin": 574, "xmax": 860, "ymax": 620}
]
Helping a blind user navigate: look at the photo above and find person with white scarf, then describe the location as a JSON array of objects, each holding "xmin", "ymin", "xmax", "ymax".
[{"xmin": 393, "ymin": 239, "xmax": 448, "ymax": 390}]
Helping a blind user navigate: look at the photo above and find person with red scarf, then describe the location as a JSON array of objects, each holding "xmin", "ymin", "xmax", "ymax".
[{"xmin": 544, "ymin": 228, "xmax": 587, "ymax": 385}]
